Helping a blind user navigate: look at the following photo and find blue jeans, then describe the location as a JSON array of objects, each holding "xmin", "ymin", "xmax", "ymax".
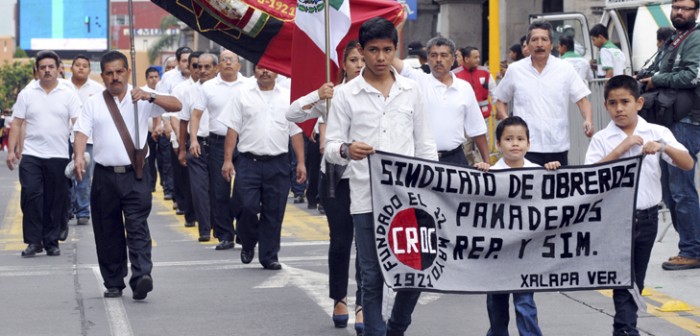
[
  {"xmin": 353, "ymin": 213, "xmax": 420, "ymax": 336},
  {"xmin": 661, "ymin": 122, "xmax": 700, "ymax": 258},
  {"xmin": 72, "ymin": 144, "xmax": 94, "ymax": 218},
  {"xmin": 486, "ymin": 292, "xmax": 542, "ymax": 336}
]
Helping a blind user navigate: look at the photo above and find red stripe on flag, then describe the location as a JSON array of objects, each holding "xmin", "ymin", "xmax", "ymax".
[{"xmin": 234, "ymin": 8, "xmax": 255, "ymax": 30}]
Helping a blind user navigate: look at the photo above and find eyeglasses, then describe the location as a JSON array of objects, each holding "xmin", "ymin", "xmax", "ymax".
[
  {"xmin": 672, "ymin": 5, "xmax": 697, "ymax": 12},
  {"xmin": 222, "ymin": 56, "xmax": 237, "ymax": 63},
  {"xmin": 191, "ymin": 63, "xmax": 199, "ymax": 69}
]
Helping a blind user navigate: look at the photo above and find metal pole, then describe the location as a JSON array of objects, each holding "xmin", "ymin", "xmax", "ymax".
[
  {"xmin": 128, "ymin": 0, "xmax": 140, "ymax": 146},
  {"xmin": 324, "ymin": 0, "xmax": 336, "ymax": 199}
]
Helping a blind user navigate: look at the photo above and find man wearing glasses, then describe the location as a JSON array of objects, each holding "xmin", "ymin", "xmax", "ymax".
[{"xmin": 639, "ymin": 0, "xmax": 700, "ymax": 274}]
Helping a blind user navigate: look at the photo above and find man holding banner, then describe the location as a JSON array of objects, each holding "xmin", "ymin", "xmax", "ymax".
[{"xmin": 325, "ymin": 18, "xmax": 437, "ymax": 336}]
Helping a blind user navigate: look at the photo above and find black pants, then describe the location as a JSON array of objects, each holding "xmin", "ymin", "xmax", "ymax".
[
  {"xmin": 320, "ymin": 174, "xmax": 361, "ymax": 304},
  {"xmin": 235, "ymin": 154, "xmax": 290, "ymax": 266},
  {"xmin": 19, "ymin": 155, "xmax": 69, "ymax": 249},
  {"xmin": 208, "ymin": 135, "xmax": 235, "ymax": 241},
  {"xmin": 92, "ymin": 164, "xmax": 153, "ymax": 291},
  {"xmin": 172, "ymin": 148, "xmax": 195, "ymax": 222},
  {"xmin": 186, "ymin": 138, "xmax": 212, "ymax": 238},
  {"xmin": 439, "ymin": 148, "xmax": 469, "ymax": 166},
  {"xmin": 305, "ymin": 134, "xmax": 321, "ymax": 206},
  {"xmin": 525, "ymin": 151, "xmax": 568, "ymax": 166},
  {"xmin": 147, "ymin": 132, "xmax": 157, "ymax": 191},
  {"xmin": 156, "ymin": 133, "xmax": 174, "ymax": 195}
]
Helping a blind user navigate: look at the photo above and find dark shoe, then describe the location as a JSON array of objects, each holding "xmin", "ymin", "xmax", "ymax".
[
  {"xmin": 318, "ymin": 204, "xmax": 325, "ymax": 215},
  {"xmin": 240, "ymin": 249, "xmax": 254, "ymax": 264},
  {"xmin": 215, "ymin": 240, "xmax": 234, "ymax": 250},
  {"xmin": 198, "ymin": 235, "xmax": 211, "ymax": 242},
  {"xmin": 104, "ymin": 288, "xmax": 123, "ymax": 298},
  {"xmin": 176, "ymin": 209, "xmax": 185, "ymax": 216},
  {"xmin": 184, "ymin": 221, "xmax": 195, "ymax": 227},
  {"xmin": 263, "ymin": 261, "xmax": 282, "ymax": 270},
  {"xmin": 332, "ymin": 299, "xmax": 349, "ymax": 328},
  {"xmin": 164, "ymin": 193, "xmax": 173, "ymax": 200},
  {"xmin": 662, "ymin": 255, "xmax": 700, "ymax": 270},
  {"xmin": 46, "ymin": 247, "xmax": 61, "ymax": 256},
  {"xmin": 293, "ymin": 194, "xmax": 305, "ymax": 204},
  {"xmin": 59, "ymin": 227, "xmax": 68, "ymax": 241},
  {"xmin": 132, "ymin": 275, "xmax": 153, "ymax": 300},
  {"xmin": 307, "ymin": 202, "xmax": 317, "ymax": 209},
  {"xmin": 355, "ymin": 306, "xmax": 364, "ymax": 335},
  {"xmin": 77, "ymin": 217, "xmax": 89, "ymax": 225},
  {"xmin": 21, "ymin": 244, "xmax": 43, "ymax": 258},
  {"xmin": 172, "ymin": 202, "xmax": 178, "ymax": 210}
]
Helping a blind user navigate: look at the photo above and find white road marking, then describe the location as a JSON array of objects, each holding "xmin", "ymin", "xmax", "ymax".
[{"xmin": 92, "ymin": 267, "xmax": 134, "ymax": 336}]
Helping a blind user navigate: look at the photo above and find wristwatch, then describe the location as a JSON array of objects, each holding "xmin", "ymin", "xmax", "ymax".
[
  {"xmin": 148, "ymin": 92, "xmax": 157, "ymax": 103},
  {"xmin": 340, "ymin": 142, "xmax": 351, "ymax": 159},
  {"xmin": 657, "ymin": 139, "xmax": 666, "ymax": 153}
]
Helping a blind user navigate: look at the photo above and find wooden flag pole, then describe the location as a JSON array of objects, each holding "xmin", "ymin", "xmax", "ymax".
[
  {"xmin": 324, "ymin": 0, "xmax": 336, "ymax": 198},
  {"xmin": 128, "ymin": 0, "xmax": 140, "ymax": 146}
]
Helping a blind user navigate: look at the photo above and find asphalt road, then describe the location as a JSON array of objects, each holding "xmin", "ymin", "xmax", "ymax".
[{"xmin": 1, "ymin": 151, "xmax": 699, "ymax": 336}]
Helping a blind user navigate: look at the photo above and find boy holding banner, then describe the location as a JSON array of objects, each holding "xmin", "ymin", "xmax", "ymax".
[
  {"xmin": 585, "ymin": 75, "xmax": 693, "ymax": 335},
  {"xmin": 475, "ymin": 116, "xmax": 560, "ymax": 336}
]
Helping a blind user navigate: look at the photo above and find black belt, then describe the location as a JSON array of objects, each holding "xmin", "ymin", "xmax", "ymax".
[
  {"xmin": 196, "ymin": 136, "xmax": 208, "ymax": 145},
  {"xmin": 96, "ymin": 163, "xmax": 134, "ymax": 174},
  {"xmin": 240, "ymin": 152, "xmax": 285, "ymax": 162},
  {"xmin": 208, "ymin": 133, "xmax": 226, "ymax": 141},
  {"xmin": 438, "ymin": 145, "xmax": 463, "ymax": 158},
  {"xmin": 636, "ymin": 205, "xmax": 659, "ymax": 217}
]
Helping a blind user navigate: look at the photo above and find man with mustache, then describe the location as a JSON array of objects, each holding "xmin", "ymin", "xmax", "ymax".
[
  {"xmin": 7, "ymin": 50, "xmax": 82, "ymax": 258},
  {"xmin": 639, "ymin": 0, "xmax": 700, "ymax": 272},
  {"xmin": 219, "ymin": 65, "xmax": 307, "ymax": 270},
  {"xmin": 392, "ymin": 36, "xmax": 489, "ymax": 166},
  {"xmin": 73, "ymin": 50, "xmax": 181, "ymax": 300}
]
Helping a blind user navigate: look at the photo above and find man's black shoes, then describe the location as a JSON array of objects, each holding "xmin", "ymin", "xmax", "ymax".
[
  {"xmin": 59, "ymin": 227, "xmax": 69, "ymax": 241},
  {"xmin": 104, "ymin": 288, "xmax": 123, "ymax": 298},
  {"xmin": 21, "ymin": 244, "xmax": 43, "ymax": 258},
  {"xmin": 241, "ymin": 249, "xmax": 254, "ymax": 264},
  {"xmin": 199, "ymin": 235, "xmax": 211, "ymax": 242},
  {"xmin": 184, "ymin": 221, "xmax": 196, "ymax": 227},
  {"xmin": 215, "ymin": 240, "xmax": 234, "ymax": 250},
  {"xmin": 263, "ymin": 261, "xmax": 282, "ymax": 270},
  {"xmin": 133, "ymin": 275, "xmax": 153, "ymax": 301},
  {"xmin": 46, "ymin": 247, "xmax": 61, "ymax": 256}
]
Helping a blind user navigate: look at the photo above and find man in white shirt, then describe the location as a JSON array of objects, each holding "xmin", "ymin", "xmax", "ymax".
[
  {"xmin": 68, "ymin": 55, "xmax": 105, "ymax": 227},
  {"xmin": 144, "ymin": 67, "xmax": 175, "ymax": 200},
  {"xmin": 157, "ymin": 47, "xmax": 192, "ymax": 95},
  {"xmin": 324, "ymin": 18, "xmax": 438, "ymax": 336},
  {"xmin": 219, "ymin": 65, "xmax": 306, "ymax": 269},
  {"xmin": 7, "ymin": 50, "xmax": 82, "ymax": 258},
  {"xmin": 495, "ymin": 20, "xmax": 594, "ymax": 166},
  {"xmin": 191, "ymin": 50, "xmax": 248, "ymax": 251},
  {"xmin": 73, "ymin": 51, "xmax": 181, "ymax": 300},
  {"xmin": 590, "ymin": 24, "xmax": 627, "ymax": 78},
  {"xmin": 392, "ymin": 36, "xmax": 489, "ymax": 165}
]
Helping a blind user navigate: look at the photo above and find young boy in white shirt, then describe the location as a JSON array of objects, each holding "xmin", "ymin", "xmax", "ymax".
[
  {"xmin": 475, "ymin": 116, "xmax": 559, "ymax": 336},
  {"xmin": 585, "ymin": 75, "xmax": 693, "ymax": 335}
]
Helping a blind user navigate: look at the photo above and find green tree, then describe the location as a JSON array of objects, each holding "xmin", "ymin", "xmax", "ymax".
[
  {"xmin": 0, "ymin": 61, "xmax": 34, "ymax": 112},
  {"xmin": 13, "ymin": 48, "xmax": 28, "ymax": 58},
  {"xmin": 147, "ymin": 15, "xmax": 182, "ymax": 64}
]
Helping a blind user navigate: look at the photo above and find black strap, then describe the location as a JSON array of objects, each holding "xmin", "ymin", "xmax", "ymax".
[{"xmin": 102, "ymin": 90, "xmax": 147, "ymax": 179}]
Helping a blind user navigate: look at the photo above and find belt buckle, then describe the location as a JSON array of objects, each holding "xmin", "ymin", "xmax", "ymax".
[{"xmin": 114, "ymin": 166, "xmax": 126, "ymax": 173}]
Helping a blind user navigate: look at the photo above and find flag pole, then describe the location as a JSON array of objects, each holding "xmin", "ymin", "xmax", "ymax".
[
  {"xmin": 128, "ymin": 0, "xmax": 140, "ymax": 147},
  {"xmin": 324, "ymin": 0, "xmax": 336, "ymax": 198}
]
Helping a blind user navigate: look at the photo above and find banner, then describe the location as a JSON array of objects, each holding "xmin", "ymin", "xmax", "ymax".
[{"xmin": 368, "ymin": 151, "xmax": 643, "ymax": 294}]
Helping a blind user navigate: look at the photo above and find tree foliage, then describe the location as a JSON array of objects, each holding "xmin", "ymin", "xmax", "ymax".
[
  {"xmin": 0, "ymin": 61, "xmax": 34, "ymax": 112},
  {"xmin": 147, "ymin": 15, "xmax": 182, "ymax": 64}
]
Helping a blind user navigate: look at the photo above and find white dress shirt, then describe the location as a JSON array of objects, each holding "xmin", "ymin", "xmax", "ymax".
[
  {"xmin": 325, "ymin": 69, "xmax": 438, "ymax": 214},
  {"xmin": 401, "ymin": 66, "xmax": 487, "ymax": 151},
  {"xmin": 175, "ymin": 79, "xmax": 210, "ymax": 137},
  {"xmin": 491, "ymin": 157, "xmax": 539, "ymax": 170},
  {"xmin": 69, "ymin": 78, "xmax": 104, "ymax": 144},
  {"xmin": 74, "ymin": 85, "xmax": 167, "ymax": 166},
  {"xmin": 157, "ymin": 69, "xmax": 187, "ymax": 94},
  {"xmin": 585, "ymin": 117, "xmax": 687, "ymax": 210},
  {"xmin": 494, "ymin": 56, "xmax": 590, "ymax": 153},
  {"xmin": 194, "ymin": 74, "xmax": 249, "ymax": 136},
  {"xmin": 218, "ymin": 83, "xmax": 301, "ymax": 156},
  {"xmin": 14, "ymin": 80, "xmax": 82, "ymax": 159}
]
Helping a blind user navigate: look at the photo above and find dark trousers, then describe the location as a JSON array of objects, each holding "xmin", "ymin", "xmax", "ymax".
[
  {"xmin": 91, "ymin": 164, "xmax": 153, "ymax": 291},
  {"xmin": 19, "ymin": 155, "xmax": 69, "ymax": 249},
  {"xmin": 172, "ymin": 148, "xmax": 195, "ymax": 222},
  {"xmin": 525, "ymin": 151, "xmax": 568, "ymax": 166},
  {"xmin": 288, "ymin": 141, "xmax": 306, "ymax": 196},
  {"xmin": 147, "ymin": 132, "xmax": 157, "ymax": 191},
  {"xmin": 612, "ymin": 206, "xmax": 659, "ymax": 336},
  {"xmin": 320, "ymin": 175, "xmax": 361, "ymax": 304},
  {"xmin": 438, "ymin": 148, "xmax": 469, "ymax": 166},
  {"xmin": 305, "ymin": 134, "xmax": 321, "ymax": 206},
  {"xmin": 208, "ymin": 135, "xmax": 235, "ymax": 241},
  {"xmin": 187, "ymin": 138, "xmax": 212, "ymax": 237},
  {"xmin": 235, "ymin": 154, "xmax": 290, "ymax": 265},
  {"xmin": 156, "ymin": 133, "xmax": 174, "ymax": 195}
]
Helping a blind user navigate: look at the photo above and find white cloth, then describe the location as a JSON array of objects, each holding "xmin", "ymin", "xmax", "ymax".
[
  {"xmin": 400, "ymin": 66, "xmax": 487, "ymax": 151},
  {"xmin": 491, "ymin": 157, "xmax": 539, "ymax": 170},
  {"xmin": 563, "ymin": 57, "xmax": 594, "ymax": 84},
  {"xmin": 157, "ymin": 69, "xmax": 187, "ymax": 94},
  {"xmin": 597, "ymin": 44, "xmax": 626, "ymax": 77},
  {"xmin": 175, "ymin": 79, "xmax": 209, "ymax": 137},
  {"xmin": 194, "ymin": 74, "xmax": 248, "ymax": 136},
  {"xmin": 218, "ymin": 83, "xmax": 301, "ymax": 156},
  {"xmin": 324, "ymin": 68, "xmax": 438, "ymax": 214},
  {"xmin": 74, "ymin": 85, "xmax": 167, "ymax": 166},
  {"xmin": 68, "ymin": 78, "xmax": 104, "ymax": 144},
  {"xmin": 494, "ymin": 56, "xmax": 590, "ymax": 153},
  {"xmin": 14, "ymin": 80, "xmax": 81, "ymax": 159},
  {"xmin": 585, "ymin": 117, "xmax": 687, "ymax": 210}
]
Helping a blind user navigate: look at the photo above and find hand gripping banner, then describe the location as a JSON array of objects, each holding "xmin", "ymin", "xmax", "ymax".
[{"xmin": 368, "ymin": 151, "xmax": 643, "ymax": 294}]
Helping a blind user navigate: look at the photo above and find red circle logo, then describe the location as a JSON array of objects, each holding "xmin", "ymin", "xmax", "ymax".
[{"xmin": 388, "ymin": 208, "xmax": 438, "ymax": 271}]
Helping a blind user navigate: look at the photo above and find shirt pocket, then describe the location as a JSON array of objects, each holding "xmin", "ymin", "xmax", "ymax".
[
  {"xmin": 515, "ymin": 90, "xmax": 530, "ymax": 107},
  {"xmin": 390, "ymin": 106, "xmax": 414, "ymax": 132}
]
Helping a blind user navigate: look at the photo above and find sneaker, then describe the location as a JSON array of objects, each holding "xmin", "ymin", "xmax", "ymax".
[{"xmin": 662, "ymin": 256, "xmax": 700, "ymax": 270}]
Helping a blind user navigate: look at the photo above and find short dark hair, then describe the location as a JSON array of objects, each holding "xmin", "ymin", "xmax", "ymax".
[
  {"xmin": 496, "ymin": 116, "xmax": 530, "ymax": 142},
  {"xmin": 407, "ymin": 40, "xmax": 424, "ymax": 56},
  {"xmin": 145, "ymin": 66, "xmax": 159, "ymax": 79},
  {"xmin": 72, "ymin": 54, "xmax": 90, "ymax": 65},
  {"xmin": 673, "ymin": 0, "xmax": 700, "ymax": 9},
  {"xmin": 359, "ymin": 17, "xmax": 398, "ymax": 48},
  {"xmin": 559, "ymin": 36, "xmax": 575, "ymax": 52},
  {"xmin": 657, "ymin": 27, "xmax": 675, "ymax": 44},
  {"xmin": 604, "ymin": 75, "xmax": 640, "ymax": 100},
  {"xmin": 460, "ymin": 46, "xmax": 478, "ymax": 60},
  {"xmin": 35, "ymin": 50, "xmax": 60, "ymax": 68},
  {"xmin": 527, "ymin": 21, "xmax": 553, "ymax": 42},
  {"xmin": 175, "ymin": 46, "xmax": 193, "ymax": 62},
  {"xmin": 509, "ymin": 44, "xmax": 524, "ymax": 60},
  {"xmin": 520, "ymin": 35, "xmax": 527, "ymax": 46},
  {"xmin": 100, "ymin": 50, "xmax": 129, "ymax": 72},
  {"xmin": 188, "ymin": 51, "xmax": 203, "ymax": 66},
  {"xmin": 590, "ymin": 24, "xmax": 608, "ymax": 40}
]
